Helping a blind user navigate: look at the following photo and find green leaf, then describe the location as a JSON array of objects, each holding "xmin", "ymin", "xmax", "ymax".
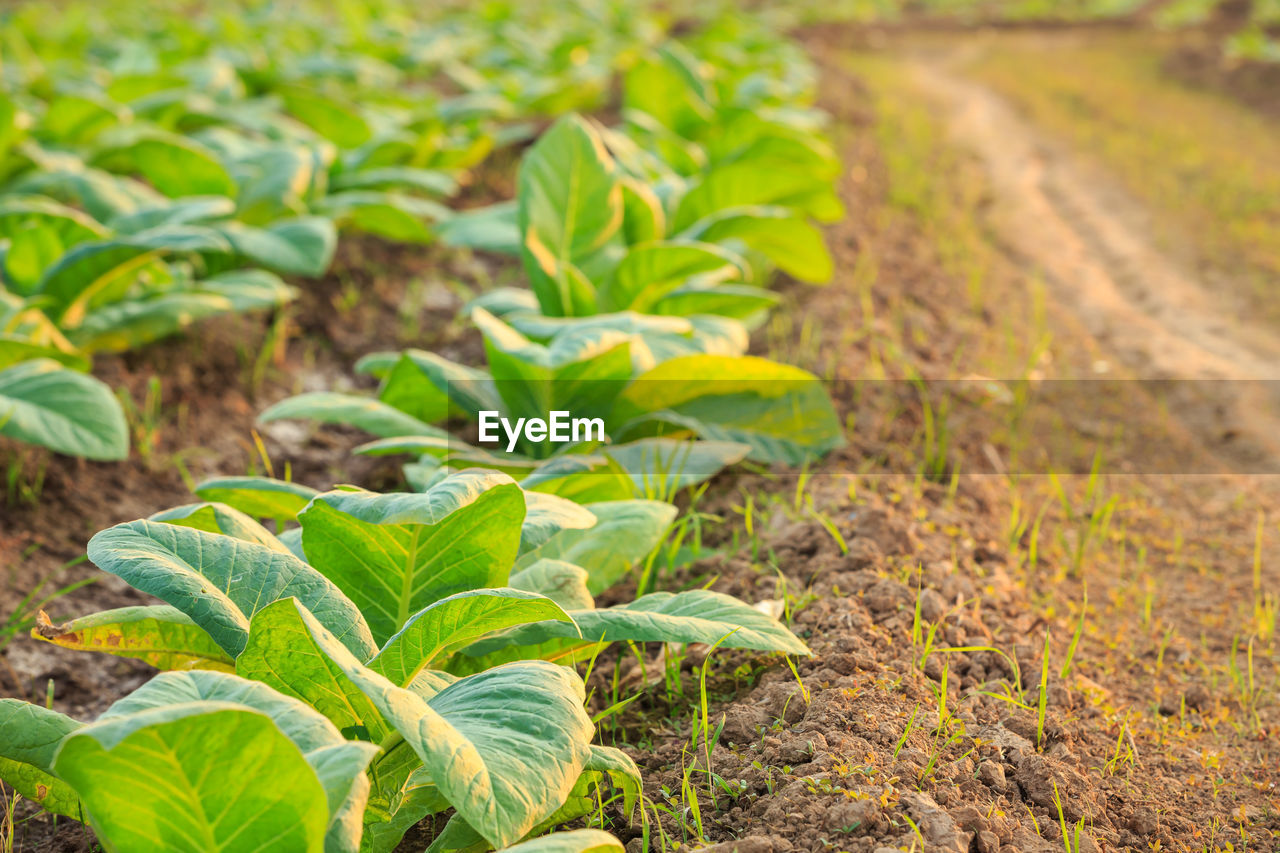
[
  {"xmin": 213, "ymin": 217, "xmax": 337, "ymax": 277},
  {"xmin": 54, "ymin": 705, "xmax": 329, "ymax": 851},
  {"xmin": 38, "ymin": 93, "xmax": 126, "ymax": 145},
  {"xmin": 317, "ymin": 191, "xmax": 448, "ymax": 244},
  {"xmin": 331, "ymin": 167, "xmax": 457, "ymax": 196},
  {"xmin": 466, "ymin": 589, "xmax": 810, "ymax": 663},
  {"xmin": 236, "ymin": 598, "xmax": 393, "ymax": 744},
  {"xmin": 684, "ymin": 207, "xmax": 832, "ymax": 283},
  {"xmin": 193, "ymin": 476, "xmax": 321, "ymax": 522},
  {"xmin": 519, "ymin": 747, "xmax": 641, "ymax": 841},
  {"xmin": 86, "ymin": 520, "xmax": 376, "ymax": 659},
  {"xmin": 235, "ymin": 600, "xmax": 594, "ymax": 850},
  {"xmin": 651, "ymin": 282, "xmax": 780, "ymax": 321},
  {"xmin": 672, "ymin": 163, "xmax": 839, "ymax": 233},
  {"xmin": 7, "ymin": 167, "xmax": 164, "ymax": 224},
  {"xmin": 404, "ymin": 661, "xmax": 594, "ymax": 848},
  {"xmin": 150, "ymin": 502, "xmax": 291, "ymax": 551},
  {"xmin": 109, "ymin": 197, "xmax": 236, "ymax": 234},
  {"xmin": 368, "ymin": 589, "xmax": 573, "ymax": 686},
  {"xmin": 624, "ymin": 46, "xmax": 715, "ymax": 137},
  {"xmin": 259, "ymin": 392, "xmax": 448, "ymax": 439},
  {"xmin": 93, "ymin": 131, "xmax": 238, "ymax": 198},
  {"xmin": 35, "ymin": 229, "xmax": 224, "ymax": 319},
  {"xmin": 0, "ymin": 359, "xmax": 128, "ymax": 460},
  {"xmin": 95, "ymin": 670, "xmax": 379, "ymax": 853},
  {"xmin": 517, "ymin": 115, "xmax": 623, "ymax": 316},
  {"xmin": 376, "ymin": 351, "xmax": 457, "ymax": 424},
  {"xmin": 67, "ymin": 269, "xmax": 296, "ymax": 353},
  {"xmin": 616, "ymin": 354, "xmax": 844, "ymax": 464},
  {"xmin": 33, "ymin": 605, "xmax": 235, "ymax": 672},
  {"xmin": 519, "ymin": 490, "xmax": 597, "ymax": 554},
  {"xmin": 0, "ymin": 700, "xmax": 82, "ymax": 818},
  {"xmin": 0, "ymin": 195, "xmax": 109, "ymax": 293},
  {"xmin": 619, "ymin": 178, "xmax": 664, "ymax": 245},
  {"xmin": 601, "ymin": 241, "xmax": 747, "ymax": 314},
  {"xmin": 280, "ymin": 87, "xmax": 372, "ymax": 148},
  {"xmin": 601, "ymin": 438, "xmax": 751, "ymax": 499},
  {"xmin": 297, "ymin": 472, "xmax": 525, "ymax": 643},
  {"xmin": 473, "ymin": 308, "xmax": 632, "ymax": 433},
  {"xmin": 508, "ymin": 559, "xmax": 594, "ymax": 612},
  {"xmin": 515, "ymin": 500, "xmax": 676, "ymax": 594},
  {"xmin": 436, "ymin": 201, "xmax": 519, "ymax": 253}
]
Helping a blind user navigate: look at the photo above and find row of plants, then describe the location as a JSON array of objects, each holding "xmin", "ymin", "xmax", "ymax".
[
  {"xmin": 0, "ymin": 0, "xmax": 662, "ymax": 460},
  {"xmin": 2, "ymin": 9, "xmax": 845, "ymax": 852},
  {"xmin": 263, "ymin": 18, "xmax": 847, "ymax": 477}
]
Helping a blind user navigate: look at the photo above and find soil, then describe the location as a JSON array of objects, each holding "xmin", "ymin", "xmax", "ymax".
[{"xmin": 5, "ymin": 21, "xmax": 1280, "ymax": 853}]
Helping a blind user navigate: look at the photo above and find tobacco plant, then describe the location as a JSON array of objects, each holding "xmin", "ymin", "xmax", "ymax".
[{"xmin": 5, "ymin": 469, "xmax": 808, "ymax": 851}]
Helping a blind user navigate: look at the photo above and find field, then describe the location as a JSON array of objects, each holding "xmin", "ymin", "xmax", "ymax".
[{"xmin": 1, "ymin": 2, "xmax": 1279, "ymax": 852}]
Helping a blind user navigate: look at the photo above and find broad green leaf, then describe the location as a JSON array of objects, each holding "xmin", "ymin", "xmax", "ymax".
[
  {"xmin": 35, "ymin": 229, "xmax": 226, "ymax": 319},
  {"xmin": 619, "ymin": 178, "xmax": 664, "ymax": 245},
  {"xmin": 515, "ymin": 500, "xmax": 677, "ymax": 594},
  {"xmin": 298, "ymin": 472, "xmax": 525, "ymax": 643},
  {"xmin": 150, "ymin": 502, "xmax": 290, "ymax": 551},
  {"xmin": 38, "ymin": 93, "xmax": 126, "ymax": 145},
  {"xmin": 55, "ymin": 706, "xmax": 331, "ymax": 852},
  {"xmin": 259, "ymin": 392, "xmax": 447, "ymax": 439},
  {"xmin": 368, "ymin": 589, "xmax": 573, "ymax": 686},
  {"xmin": 239, "ymin": 600, "xmax": 594, "ymax": 849},
  {"xmin": 33, "ymin": 605, "xmax": 234, "ymax": 672},
  {"xmin": 600, "ymin": 241, "xmax": 747, "ymax": 313},
  {"xmin": 237, "ymin": 599, "xmax": 393, "ymax": 744},
  {"xmin": 0, "ymin": 359, "xmax": 128, "ymax": 460},
  {"xmin": 214, "ymin": 217, "xmax": 337, "ymax": 277},
  {"xmin": 686, "ymin": 207, "xmax": 832, "ymax": 283},
  {"xmin": 317, "ymin": 191, "xmax": 448, "ymax": 244},
  {"xmin": 601, "ymin": 438, "xmax": 750, "ymax": 499},
  {"xmin": 519, "ymin": 491, "xmax": 597, "ymax": 554},
  {"xmin": 436, "ymin": 201, "xmax": 519, "ymax": 253},
  {"xmin": 624, "ymin": 46, "xmax": 715, "ymax": 138},
  {"xmin": 367, "ymin": 347, "xmax": 502, "ymax": 418},
  {"xmin": 193, "ymin": 476, "xmax": 321, "ymax": 522},
  {"xmin": 0, "ymin": 700, "xmax": 82, "ymax": 818},
  {"xmin": 0, "ymin": 195, "xmax": 109, "ymax": 293},
  {"xmin": 651, "ymin": 282, "xmax": 779, "ymax": 321},
  {"xmin": 515, "ymin": 455, "xmax": 633, "ymax": 504},
  {"xmin": 93, "ymin": 132, "xmax": 238, "ymax": 198},
  {"xmin": 672, "ymin": 163, "xmax": 839, "ymax": 233},
  {"xmin": 508, "ymin": 559, "xmax": 594, "ymax": 612},
  {"xmin": 280, "ymin": 87, "xmax": 372, "ymax": 148},
  {"xmin": 7, "ymin": 167, "xmax": 164, "ymax": 224},
  {"xmin": 376, "ymin": 351, "xmax": 455, "ymax": 424},
  {"xmin": 94, "ymin": 670, "xmax": 379, "ymax": 852},
  {"xmin": 520, "ymin": 747, "xmax": 641, "ymax": 841},
  {"xmin": 109, "ymin": 196, "xmax": 236, "ymax": 234},
  {"xmin": 473, "ymin": 308, "xmax": 632, "ymax": 433},
  {"xmin": 616, "ymin": 354, "xmax": 845, "ymax": 464},
  {"xmin": 68, "ymin": 269, "xmax": 296, "ymax": 353},
  {"xmin": 517, "ymin": 115, "xmax": 623, "ymax": 316},
  {"xmin": 465, "ymin": 589, "xmax": 811, "ymax": 663},
  {"xmin": 86, "ymin": 520, "xmax": 375, "ymax": 659},
  {"xmin": 331, "ymin": 167, "xmax": 457, "ymax": 196}
]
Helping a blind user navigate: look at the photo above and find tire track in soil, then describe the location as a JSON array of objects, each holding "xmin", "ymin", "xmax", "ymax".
[{"xmin": 909, "ymin": 47, "xmax": 1280, "ymax": 473}]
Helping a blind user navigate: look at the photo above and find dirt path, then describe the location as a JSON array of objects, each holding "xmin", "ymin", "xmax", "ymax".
[{"xmin": 909, "ymin": 45, "xmax": 1280, "ymax": 469}]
